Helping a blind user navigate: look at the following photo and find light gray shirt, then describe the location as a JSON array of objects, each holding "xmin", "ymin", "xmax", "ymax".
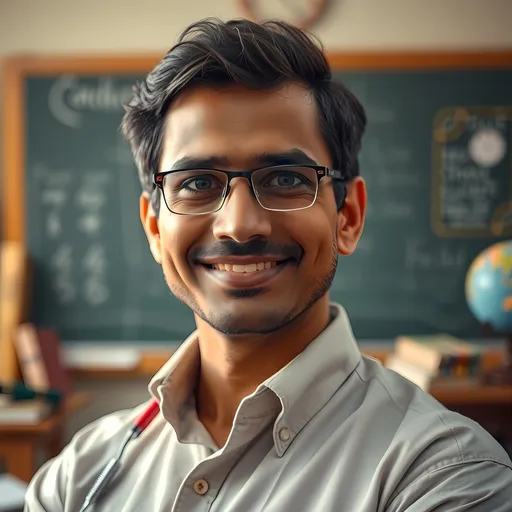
[{"xmin": 25, "ymin": 304, "xmax": 512, "ymax": 511}]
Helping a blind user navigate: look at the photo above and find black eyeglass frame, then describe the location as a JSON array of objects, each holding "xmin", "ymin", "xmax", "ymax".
[{"xmin": 153, "ymin": 164, "xmax": 347, "ymax": 215}]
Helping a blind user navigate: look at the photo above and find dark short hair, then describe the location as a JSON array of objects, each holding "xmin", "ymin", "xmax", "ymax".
[{"xmin": 121, "ymin": 17, "xmax": 366, "ymax": 213}]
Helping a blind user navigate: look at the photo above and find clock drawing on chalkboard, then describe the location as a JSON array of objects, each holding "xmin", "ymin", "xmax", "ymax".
[
  {"xmin": 468, "ymin": 127, "xmax": 507, "ymax": 168},
  {"xmin": 237, "ymin": 0, "xmax": 329, "ymax": 29}
]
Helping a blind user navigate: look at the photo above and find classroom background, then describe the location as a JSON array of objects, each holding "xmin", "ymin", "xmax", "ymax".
[{"xmin": 1, "ymin": 0, "xmax": 512, "ymax": 485}]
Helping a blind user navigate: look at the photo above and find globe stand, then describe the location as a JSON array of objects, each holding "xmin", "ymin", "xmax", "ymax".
[{"xmin": 480, "ymin": 323, "xmax": 512, "ymax": 386}]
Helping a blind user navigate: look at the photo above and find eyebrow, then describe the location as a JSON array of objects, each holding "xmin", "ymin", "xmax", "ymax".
[
  {"xmin": 168, "ymin": 149, "xmax": 318, "ymax": 171},
  {"xmin": 169, "ymin": 155, "xmax": 230, "ymax": 171},
  {"xmin": 255, "ymin": 149, "xmax": 318, "ymax": 167}
]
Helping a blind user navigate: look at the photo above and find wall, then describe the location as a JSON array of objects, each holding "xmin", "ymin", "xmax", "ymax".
[
  {"xmin": 1, "ymin": 0, "xmax": 512, "ymax": 55},
  {"xmin": 1, "ymin": 0, "xmax": 512, "ymax": 442}
]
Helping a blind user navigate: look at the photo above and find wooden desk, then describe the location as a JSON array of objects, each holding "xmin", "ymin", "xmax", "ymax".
[
  {"xmin": 0, "ymin": 392, "xmax": 91, "ymax": 482},
  {"xmin": 430, "ymin": 384, "xmax": 512, "ymax": 405}
]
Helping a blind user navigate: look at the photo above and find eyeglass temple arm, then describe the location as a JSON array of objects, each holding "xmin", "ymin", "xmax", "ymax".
[{"xmin": 325, "ymin": 168, "xmax": 345, "ymax": 181}]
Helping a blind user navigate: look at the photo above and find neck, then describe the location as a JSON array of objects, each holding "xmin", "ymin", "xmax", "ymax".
[{"xmin": 194, "ymin": 297, "xmax": 331, "ymax": 443}]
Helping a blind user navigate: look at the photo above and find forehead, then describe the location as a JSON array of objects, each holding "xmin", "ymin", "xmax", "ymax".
[{"xmin": 160, "ymin": 83, "xmax": 330, "ymax": 169}]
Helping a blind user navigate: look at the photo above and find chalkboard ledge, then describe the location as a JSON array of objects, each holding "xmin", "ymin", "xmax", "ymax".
[{"xmin": 64, "ymin": 340, "xmax": 507, "ymax": 379}]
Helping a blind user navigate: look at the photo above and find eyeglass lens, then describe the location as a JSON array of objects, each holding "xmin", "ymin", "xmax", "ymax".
[{"xmin": 161, "ymin": 166, "xmax": 319, "ymax": 214}]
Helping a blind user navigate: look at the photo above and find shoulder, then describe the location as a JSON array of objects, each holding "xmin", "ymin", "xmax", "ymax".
[
  {"xmin": 387, "ymin": 403, "xmax": 512, "ymax": 509},
  {"xmin": 355, "ymin": 356, "xmax": 512, "ymax": 508},
  {"xmin": 358, "ymin": 355, "xmax": 511, "ymax": 463},
  {"xmin": 25, "ymin": 400, "xmax": 162, "ymax": 511},
  {"xmin": 67, "ymin": 401, "xmax": 148, "ymax": 453}
]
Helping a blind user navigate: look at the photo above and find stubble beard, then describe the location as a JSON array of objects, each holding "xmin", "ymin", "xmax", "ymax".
[{"xmin": 164, "ymin": 241, "xmax": 339, "ymax": 337}]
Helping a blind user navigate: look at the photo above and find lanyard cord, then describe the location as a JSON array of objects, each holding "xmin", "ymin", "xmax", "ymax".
[{"xmin": 78, "ymin": 400, "xmax": 160, "ymax": 512}]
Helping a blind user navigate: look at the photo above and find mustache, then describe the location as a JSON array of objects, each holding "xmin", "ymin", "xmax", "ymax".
[{"xmin": 189, "ymin": 239, "xmax": 303, "ymax": 262}]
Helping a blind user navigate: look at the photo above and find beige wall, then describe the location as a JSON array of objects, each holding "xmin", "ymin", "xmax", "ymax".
[
  {"xmin": 1, "ymin": 0, "xmax": 512, "ymax": 442},
  {"xmin": 1, "ymin": 0, "xmax": 512, "ymax": 57}
]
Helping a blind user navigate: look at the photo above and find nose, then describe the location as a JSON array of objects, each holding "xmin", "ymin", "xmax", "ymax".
[{"xmin": 212, "ymin": 178, "xmax": 272, "ymax": 243}]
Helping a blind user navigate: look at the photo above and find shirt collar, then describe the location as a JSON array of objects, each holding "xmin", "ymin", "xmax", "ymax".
[
  {"xmin": 148, "ymin": 303, "xmax": 362, "ymax": 455},
  {"xmin": 259, "ymin": 303, "xmax": 361, "ymax": 455},
  {"xmin": 148, "ymin": 330, "xmax": 200, "ymax": 441}
]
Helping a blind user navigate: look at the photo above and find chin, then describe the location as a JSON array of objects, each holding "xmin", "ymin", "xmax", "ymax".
[{"xmin": 198, "ymin": 305, "xmax": 296, "ymax": 335}]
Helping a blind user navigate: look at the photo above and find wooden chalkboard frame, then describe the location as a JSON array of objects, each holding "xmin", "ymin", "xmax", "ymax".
[{"xmin": 2, "ymin": 51, "xmax": 512, "ymax": 376}]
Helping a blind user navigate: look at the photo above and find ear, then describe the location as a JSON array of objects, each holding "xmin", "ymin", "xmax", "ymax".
[
  {"xmin": 337, "ymin": 177, "xmax": 367, "ymax": 256},
  {"xmin": 140, "ymin": 193, "xmax": 162, "ymax": 264}
]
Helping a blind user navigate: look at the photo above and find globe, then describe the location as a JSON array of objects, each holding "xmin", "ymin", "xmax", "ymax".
[{"xmin": 465, "ymin": 240, "xmax": 512, "ymax": 334}]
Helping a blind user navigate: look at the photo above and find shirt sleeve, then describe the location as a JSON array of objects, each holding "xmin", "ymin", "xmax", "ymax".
[
  {"xmin": 24, "ymin": 405, "xmax": 144, "ymax": 512},
  {"xmin": 23, "ymin": 444, "xmax": 71, "ymax": 512},
  {"xmin": 386, "ymin": 459, "xmax": 512, "ymax": 512}
]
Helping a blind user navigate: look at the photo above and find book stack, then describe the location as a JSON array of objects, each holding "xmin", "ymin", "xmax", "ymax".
[
  {"xmin": 385, "ymin": 334, "xmax": 483, "ymax": 391},
  {"xmin": 0, "ymin": 395, "xmax": 52, "ymax": 425},
  {"xmin": 0, "ymin": 323, "xmax": 71, "ymax": 425},
  {"xmin": 14, "ymin": 323, "xmax": 72, "ymax": 398}
]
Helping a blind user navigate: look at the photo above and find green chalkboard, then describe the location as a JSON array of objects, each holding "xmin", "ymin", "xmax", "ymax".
[{"xmin": 5, "ymin": 54, "xmax": 512, "ymax": 343}]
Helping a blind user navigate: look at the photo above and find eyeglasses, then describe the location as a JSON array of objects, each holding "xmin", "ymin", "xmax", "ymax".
[{"xmin": 154, "ymin": 164, "xmax": 346, "ymax": 215}]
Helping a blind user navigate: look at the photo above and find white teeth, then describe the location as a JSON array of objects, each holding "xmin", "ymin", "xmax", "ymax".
[
  {"xmin": 212, "ymin": 261, "xmax": 279, "ymax": 272},
  {"xmin": 232, "ymin": 264, "xmax": 257, "ymax": 273}
]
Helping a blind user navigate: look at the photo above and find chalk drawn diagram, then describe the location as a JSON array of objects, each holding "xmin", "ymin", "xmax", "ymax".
[{"xmin": 431, "ymin": 106, "xmax": 512, "ymax": 237}]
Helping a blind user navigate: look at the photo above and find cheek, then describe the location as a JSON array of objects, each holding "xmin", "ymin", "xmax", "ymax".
[
  {"xmin": 158, "ymin": 215, "xmax": 203, "ymax": 284},
  {"xmin": 311, "ymin": 185, "xmax": 340, "ymax": 262},
  {"xmin": 290, "ymin": 208, "xmax": 336, "ymax": 269}
]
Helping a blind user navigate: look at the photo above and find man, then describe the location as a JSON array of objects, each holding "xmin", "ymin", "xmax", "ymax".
[{"xmin": 25, "ymin": 18, "xmax": 511, "ymax": 512}]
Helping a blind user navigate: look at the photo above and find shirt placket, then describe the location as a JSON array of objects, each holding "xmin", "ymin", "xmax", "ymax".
[
  {"xmin": 170, "ymin": 424, "xmax": 247, "ymax": 511},
  {"xmin": 171, "ymin": 402, "xmax": 276, "ymax": 512}
]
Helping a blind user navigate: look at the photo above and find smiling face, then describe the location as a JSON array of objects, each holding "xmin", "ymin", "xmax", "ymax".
[{"xmin": 141, "ymin": 83, "xmax": 366, "ymax": 335}]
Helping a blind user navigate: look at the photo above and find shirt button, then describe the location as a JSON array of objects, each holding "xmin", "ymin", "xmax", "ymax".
[
  {"xmin": 193, "ymin": 479, "xmax": 209, "ymax": 495},
  {"xmin": 279, "ymin": 427, "xmax": 291, "ymax": 442}
]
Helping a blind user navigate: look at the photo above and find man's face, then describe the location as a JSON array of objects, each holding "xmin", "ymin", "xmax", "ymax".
[{"xmin": 141, "ymin": 83, "xmax": 366, "ymax": 335}]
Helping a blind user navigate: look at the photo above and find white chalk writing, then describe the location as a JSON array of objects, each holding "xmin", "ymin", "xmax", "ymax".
[{"xmin": 48, "ymin": 75, "xmax": 133, "ymax": 128}]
